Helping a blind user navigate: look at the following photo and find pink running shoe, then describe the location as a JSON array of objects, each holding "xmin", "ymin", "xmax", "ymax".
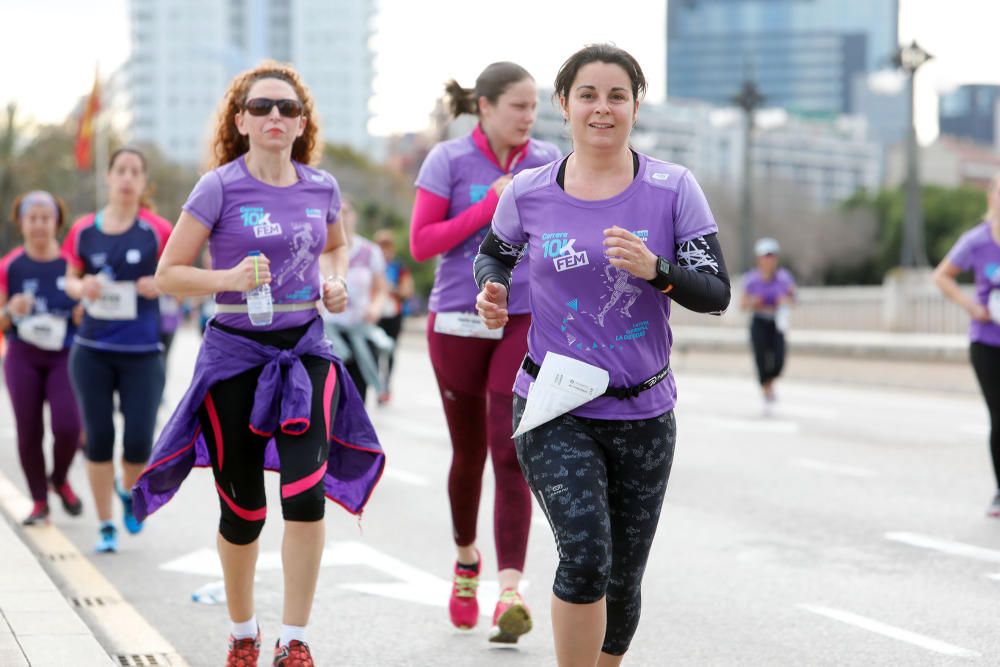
[
  {"xmin": 226, "ymin": 629, "xmax": 260, "ymax": 667},
  {"xmin": 449, "ymin": 555, "xmax": 480, "ymax": 629},
  {"xmin": 273, "ymin": 639, "xmax": 314, "ymax": 666},
  {"xmin": 489, "ymin": 588, "xmax": 533, "ymax": 644}
]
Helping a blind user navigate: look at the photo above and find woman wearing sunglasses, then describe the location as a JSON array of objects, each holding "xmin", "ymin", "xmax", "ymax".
[{"xmin": 132, "ymin": 61, "xmax": 384, "ymax": 667}]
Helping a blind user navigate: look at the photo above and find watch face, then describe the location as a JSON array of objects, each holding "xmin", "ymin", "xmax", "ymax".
[{"xmin": 658, "ymin": 257, "xmax": 670, "ymax": 275}]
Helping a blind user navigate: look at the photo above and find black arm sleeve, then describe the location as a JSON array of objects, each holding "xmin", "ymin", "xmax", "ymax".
[
  {"xmin": 473, "ymin": 228, "xmax": 526, "ymax": 292},
  {"xmin": 664, "ymin": 233, "xmax": 731, "ymax": 314}
]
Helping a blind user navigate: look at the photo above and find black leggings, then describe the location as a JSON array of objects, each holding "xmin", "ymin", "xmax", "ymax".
[
  {"xmin": 69, "ymin": 345, "xmax": 165, "ymax": 464},
  {"xmin": 750, "ymin": 315, "xmax": 785, "ymax": 385},
  {"xmin": 197, "ymin": 322, "xmax": 339, "ymax": 545},
  {"xmin": 970, "ymin": 342, "xmax": 1000, "ymax": 488},
  {"xmin": 513, "ymin": 395, "xmax": 676, "ymax": 656}
]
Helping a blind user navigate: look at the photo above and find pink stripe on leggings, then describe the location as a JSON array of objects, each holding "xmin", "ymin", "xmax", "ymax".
[
  {"xmin": 215, "ymin": 482, "xmax": 266, "ymax": 521},
  {"xmin": 281, "ymin": 462, "xmax": 328, "ymax": 499},
  {"xmin": 203, "ymin": 392, "xmax": 224, "ymax": 471}
]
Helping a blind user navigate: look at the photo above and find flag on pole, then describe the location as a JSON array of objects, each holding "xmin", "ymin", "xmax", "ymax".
[{"xmin": 75, "ymin": 73, "xmax": 101, "ymax": 171}]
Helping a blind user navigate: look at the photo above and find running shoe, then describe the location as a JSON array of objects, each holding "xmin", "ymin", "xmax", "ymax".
[
  {"xmin": 116, "ymin": 480, "xmax": 143, "ymax": 535},
  {"xmin": 987, "ymin": 492, "xmax": 1000, "ymax": 518},
  {"xmin": 51, "ymin": 480, "xmax": 83, "ymax": 516},
  {"xmin": 226, "ymin": 629, "xmax": 260, "ymax": 667},
  {"xmin": 273, "ymin": 639, "xmax": 314, "ymax": 666},
  {"xmin": 22, "ymin": 501, "xmax": 49, "ymax": 526},
  {"xmin": 95, "ymin": 522, "xmax": 118, "ymax": 553},
  {"xmin": 449, "ymin": 555, "xmax": 480, "ymax": 629},
  {"xmin": 489, "ymin": 588, "xmax": 533, "ymax": 644}
]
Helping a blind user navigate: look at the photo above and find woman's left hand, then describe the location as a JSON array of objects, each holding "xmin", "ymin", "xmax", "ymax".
[
  {"xmin": 137, "ymin": 276, "xmax": 160, "ymax": 299},
  {"xmin": 603, "ymin": 226, "xmax": 657, "ymax": 280},
  {"xmin": 322, "ymin": 277, "xmax": 348, "ymax": 314}
]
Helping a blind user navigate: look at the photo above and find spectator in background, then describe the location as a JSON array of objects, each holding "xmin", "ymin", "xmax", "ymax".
[
  {"xmin": 374, "ymin": 228, "xmax": 413, "ymax": 404},
  {"xmin": 323, "ymin": 196, "xmax": 392, "ymax": 404},
  {"xmin": 934, "ymin": 172, "xmax": 1000, "ymax": 517}
]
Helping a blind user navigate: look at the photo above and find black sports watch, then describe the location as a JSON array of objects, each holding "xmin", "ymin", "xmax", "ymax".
[{"xmin": 647, "ymin": 255, "xmax": 673, "ymax": 291}]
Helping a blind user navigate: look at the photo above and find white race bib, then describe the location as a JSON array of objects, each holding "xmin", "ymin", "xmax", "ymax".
[
  {"xmin": 17, "ymin": 313, "xmax": 68, "ymax": 351},
  {"xmin": 775, "ymin": 304, "xmax": 791, "ymax": 333},
  {"xmin": 989, "ymin": 290, "xmax": 1000, "ymax": 325},
  {"xmin": 433, "ymin": 311, "xmax": 503, "ymax": 339},
  {"xmin": 513, "ymin": 353, "xmax": 610, "ymax": 437},
  {"xmin": 85, "ymin": 281, "xmax": 138, "ymax": 320}
]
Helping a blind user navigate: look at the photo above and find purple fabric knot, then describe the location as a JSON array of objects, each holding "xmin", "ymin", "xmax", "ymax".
[{"xmin": 250, "ymin": 349, "xmax": 312, "ymax": 437}]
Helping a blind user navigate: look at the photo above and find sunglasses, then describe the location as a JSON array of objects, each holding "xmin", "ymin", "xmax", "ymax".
[{"xmin": 243, "ymin": 98, "xmax": 304, "ymax": 118}]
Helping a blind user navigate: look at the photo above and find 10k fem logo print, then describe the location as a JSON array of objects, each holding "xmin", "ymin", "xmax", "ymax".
[
  {"xmin": 240, "ymin": 206, "xmax": 282, "ymax": 238},
  {"xmin": 543, "ymin": 232, "xmax": 589, "ymax": 272}
]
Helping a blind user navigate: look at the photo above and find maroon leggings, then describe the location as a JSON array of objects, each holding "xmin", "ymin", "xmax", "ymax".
[
  {"xmin": 3, "ymin": 339, "xmax": 82, "ymax": 502},
  {"xmin": 427, "ymin": 312, "xmax": 532, "ymax": 572}
]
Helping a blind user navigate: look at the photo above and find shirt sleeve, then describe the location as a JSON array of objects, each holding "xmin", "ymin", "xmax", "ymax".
[
  {"xmin": 61, "ymin": 217, "xmax": 90, "ymax": 271},
  {"xmin": 369, "ymin": 242, "xmax": 386, "ymax": 274},
  {"xmin": 946, "ymin": 231, "xmax": 975, "ymax": 272},
  {"xmin": 0, "ymin": 253, "xmax": 11, "ymax": 296},
  {"xmin": 414, "ymin": 144, "xmax": 452, "ymax": 199},
  {"xmin": 673, "ymin": 170, "xmax": 719, "ymax": 243},
  {"xmin": 327, "ymin": 173, "xmax": 342, "ymax": 224},
  {"xmin": 490, "ymin": 180, "xmax": 526, "ymax": 245},
  {"xmin": 140, "ymin": 209, "xmax": 174, "ymax": 259},
  {"xmin": 182, "ymin": 171, "xmax": 224, "ymax": 230}
]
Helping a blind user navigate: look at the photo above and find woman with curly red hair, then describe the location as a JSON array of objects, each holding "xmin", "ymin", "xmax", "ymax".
[
  {"xmin": 0, "ymin": 191, "xmax": 83, "ymax": 526},
  {"xmin": 132, "ymin": 61, "xmax": 384, "ymax": 666}
]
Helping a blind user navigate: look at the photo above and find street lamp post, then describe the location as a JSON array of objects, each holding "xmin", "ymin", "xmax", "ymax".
[
  {"xmin": 732, "ymin": 80, "xmax": 765, "ymax": 272},
  {"xmin": 894, "ymin": 40, "xmax": 933, "ymax": 268}
]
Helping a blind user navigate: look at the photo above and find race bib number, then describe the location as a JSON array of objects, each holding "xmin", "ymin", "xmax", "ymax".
[
  {"xmin": 433, "ymin": 311, "xmax": 503, "ymax": 339},
  {"xmin": 85, "ymin": 281, "xmax": 138, "ymax": 320},
  {"xmin": 989, "ymin": 290, "xmax": 1000, "ymax": 325},
  {"xmin": 17, "ymin": 313, "xmax": 68, "ymax": 351}
]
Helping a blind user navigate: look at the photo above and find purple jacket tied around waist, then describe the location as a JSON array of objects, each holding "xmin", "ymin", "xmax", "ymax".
[{"xmin": 132, "ymin": 317, "xmax": 384, "ymax": 520}]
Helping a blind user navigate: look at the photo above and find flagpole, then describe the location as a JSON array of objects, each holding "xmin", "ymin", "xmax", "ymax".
[{"xmin": 93, "ymin": 64, "xmax": 106, "ymax": 211}]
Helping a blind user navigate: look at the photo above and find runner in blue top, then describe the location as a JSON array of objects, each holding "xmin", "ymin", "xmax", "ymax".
[
  {"xmin": 147, "ymin": 60, "xmax": 382, "ymax": 667},
  {"xmin": 0, "ymin": 191, "xmax": 83, "ymax": 526},
  {"xmin": 62, "ymin": 147, "xmax": 172, "ymax": 554}
]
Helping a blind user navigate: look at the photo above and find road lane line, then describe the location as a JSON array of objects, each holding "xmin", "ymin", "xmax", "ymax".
[
  {"xmin": 797, "ymin": 604, "xmax": 980, "ymax": 658},
  {"xmin": 790, "ymin": 459, "xmax": 876, "ymax": 478},
  {"xmin": 383, "ymin": 467, "xmax": 430, "ymax": 487},
  {"xmin": 885, "ymin": 532, "xmax": 1000, "ymax": 563}
]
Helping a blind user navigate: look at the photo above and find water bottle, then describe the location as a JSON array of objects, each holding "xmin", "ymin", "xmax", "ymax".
[
  {"xmin": 244, "ymin": 250, "xmax": 273, "ymax": 327},
  {"xmin": 191, "ymin": 580, "xmax": 226, "ymax": 605}
]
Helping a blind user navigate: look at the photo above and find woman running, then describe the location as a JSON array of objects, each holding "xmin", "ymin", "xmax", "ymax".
[
  {"xmin": 741, "ymin": 237, "xmax": 795, "ymax": 413},
  {"xmin": 63, "ymin": 148, "xmax": 172, "ymax": 553},
  {"xmin": 131, "ymin": 61, "xmax": 384, "ymax": 667},
  {"xmin": 934, "ymin": 172, "xmax": 1000, "ymax": 517},
  {"xmin": 474, "ymin": 44, "xmax": 730, "ymax": 665},
  {"xmin": 0, "ymin": 191, "xmax": 83, "ymax": 525},
  {"xmin": 374, "ymin": 228, "xmax": 413, "ymax": 405},
  {"xmin": 410, "ymin": 61, "xmax": 560, "ymax": 642}
]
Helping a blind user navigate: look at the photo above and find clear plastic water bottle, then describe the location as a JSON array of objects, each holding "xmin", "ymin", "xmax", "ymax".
[
  {"xmin": 244, "ymin": 250, "xmax": 273, "ymax": 327},
  {"xmin": 191, "ymin": 580, "xmax": 226, "ymax": 605}
]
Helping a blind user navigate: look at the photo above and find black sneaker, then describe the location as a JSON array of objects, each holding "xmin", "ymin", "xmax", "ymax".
[{"xmin": 987, "ymin": 493, "xmax": 1000, "ymax": 518}]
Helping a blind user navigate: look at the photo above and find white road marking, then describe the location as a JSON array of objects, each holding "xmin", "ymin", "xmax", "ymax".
[
  {"xmin": 773, "ymin": 404, "xmax": 839, "ymax": 420},
  {"xmin": 790, "ymin": 458, "xmax": 876, "ymax": 478},
  {"xmin": 959, "ymin": 424, "xmax": 989, "ymax": 438},
  {"xmin": 797, "ymin": 604, "xmax": 980, "ymax": 658},
  {"xmin": 885, "ymin": 532, "xmax": 1000, "ymax": 563},
  {"xmin": 985, "ymin": 573, "xmax": 1000, "ymax": 582},
  {"xmin": 383, "ymin": 467, "xmax": 430, "ymax": 487},
  {"xmin": 698, "ymin": 416, "xmax": 800, "ymax": 434}
]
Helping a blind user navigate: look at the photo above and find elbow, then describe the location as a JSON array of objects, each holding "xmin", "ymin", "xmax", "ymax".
[{"xmin": 409, "ymin": 235, "xmax": 430, "ymax": 263}]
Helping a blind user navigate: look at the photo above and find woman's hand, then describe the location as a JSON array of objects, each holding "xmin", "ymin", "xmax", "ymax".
[
  {"xmin": 491, "ymin": 173, "xmax": 513, "ymax": 197},
  {"xmin": 476, "ymin": 281, "xmax": 509, "ymax": 329},
  {"xmin": 137, "ymin": 275, "xmax": 160, "ymax": 299},
  {"xmin": 322, "ymin": 276, "xmax": 348, "ymax": 314},
  {"xmin": 969, "ymin": 302, "xmax": 992, "ymax": 322},
  {"xmin": 603, "ymin": 226, "xmax": 657, "ymax": 280},
  {"xmin": 227, "ymin": 254, "xmax": 271, "ymax": 293},
  {"xmin": 80, "ymin": 275, "xmax": 102, "ymax": 300},
  {"xmin": 6, "ymin": 293, "xmax": 34, "ymax": 318},
  {"xmin": 72, "ymin": 304, "xmax": 85, "ymax": 326}
]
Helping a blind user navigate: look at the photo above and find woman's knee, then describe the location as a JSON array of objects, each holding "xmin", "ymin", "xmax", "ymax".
[
  {"xmin": 553, "ymin": 551, "xmax": 612, "ymax": 604},
  {"xmin": 280, "ymin": 479, "xmax": 326, "ymax": 522}
]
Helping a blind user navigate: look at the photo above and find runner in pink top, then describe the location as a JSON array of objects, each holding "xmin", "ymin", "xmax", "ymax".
[
  {"xmin": 410, "ymin": 61, "xmax": 559, "ymax": 643},
  {"xmin": 474, "ymin": 45, "xmax": 730, "ymax": 664}
]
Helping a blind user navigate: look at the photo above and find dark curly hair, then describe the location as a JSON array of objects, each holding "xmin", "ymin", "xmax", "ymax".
[{"xmin": 210, "ymin": 60, "xmax": 321, "ymax": 168}]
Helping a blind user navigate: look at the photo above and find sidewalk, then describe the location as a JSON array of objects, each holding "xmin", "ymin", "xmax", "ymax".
[
  {"xmin": 671, "ymin": 326, "xmax": 968, "ymax": 362},
  {"xmin": 0, "ymin": 483, "xmax": 111, "ymax": 666}
]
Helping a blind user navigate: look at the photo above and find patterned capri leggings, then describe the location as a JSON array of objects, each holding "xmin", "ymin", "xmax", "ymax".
[{"xmin": 513, "ymin": 395, "xmax": 676, "ymax": 656}]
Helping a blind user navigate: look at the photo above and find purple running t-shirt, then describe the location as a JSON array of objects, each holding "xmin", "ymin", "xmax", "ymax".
[
  {"xmin": 183, "ymin": 155, "xmax": 341, "ymax": 331},
  {"xmin": 743, "ymin": 267, "xmax": 796, "ymax": 309},
  {"xmin": 415, "ymin": 132, "xmax": 560, "ymax": 314},
  {"xmin": 492, "ymin": 152, "xmax": 719, "ymax": 419},
  {"xmin": 946, "ymin": 221, "xmax": 1000, "ymax": 347}
]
